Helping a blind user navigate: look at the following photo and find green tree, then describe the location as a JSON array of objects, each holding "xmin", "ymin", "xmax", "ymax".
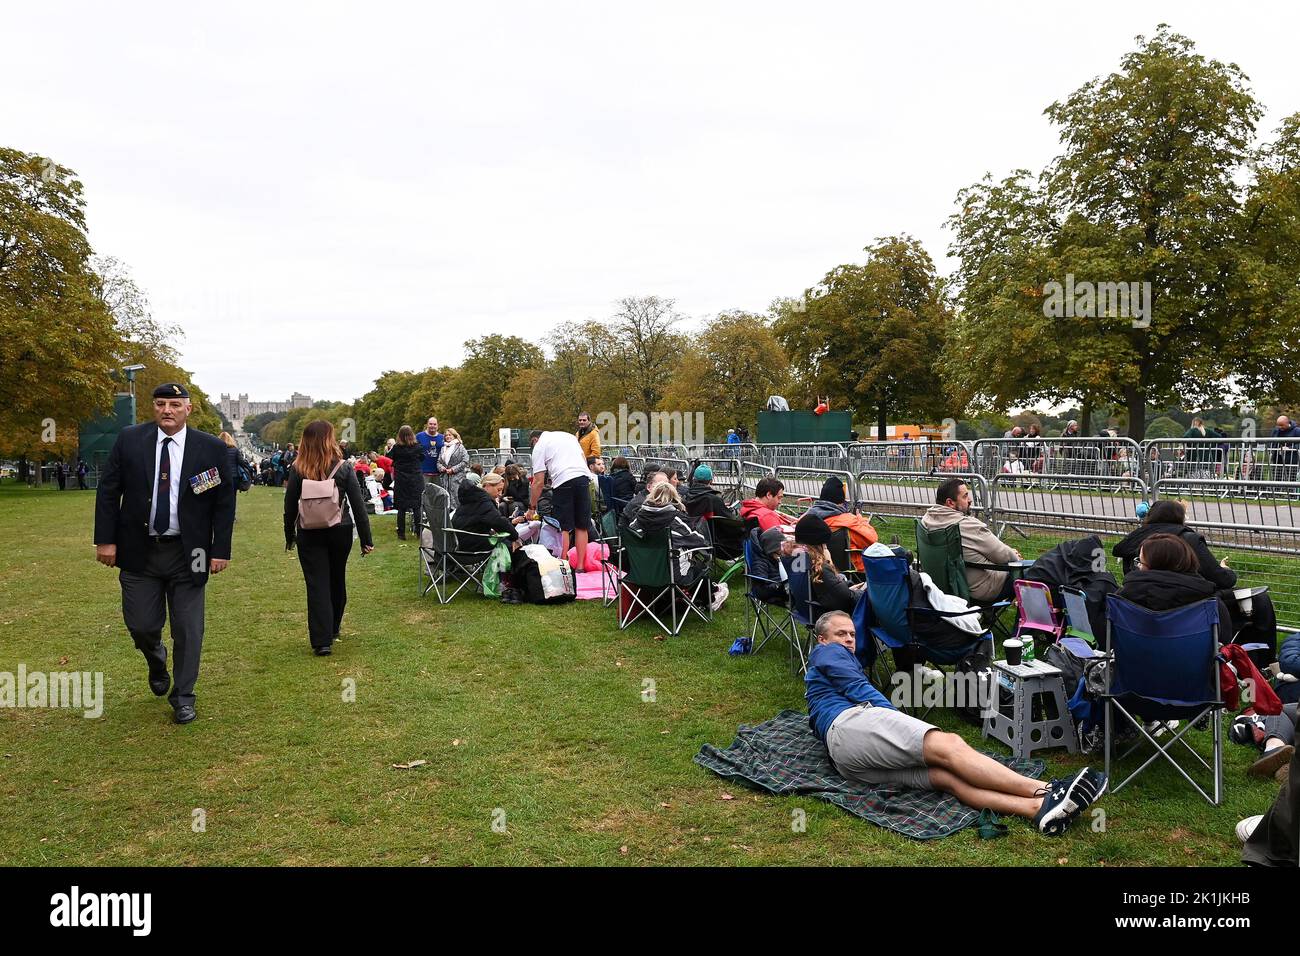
[
  {"xmin": 439, "ymin": 334, "xmax": 544, "ymax": 447},
  {"xmin": 660, "ymin": 310, "xmax": 790, "ymax": 439},
  {"xmin": 0, "ymin": 148, "xmax": 123, "ymax": 460},
  {"xmin": 947, "ymin": 26, "xmax": 1300, "ymax": 440},
  {"xmin": 353, "ymin": 369, "xmax": 423, "ymax": 450},
  {"xmin": 775, "ymin": 236, "xmax": 955, "ymax": 438}
]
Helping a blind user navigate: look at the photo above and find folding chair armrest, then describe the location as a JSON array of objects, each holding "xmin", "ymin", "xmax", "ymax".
[
  {"xmin": 911, "ymin": 605, "xmax": 986, "ymax": 619},
  {"xmin": 965, "ymin": 560, "xmax": 1016, "ymax": 572}
]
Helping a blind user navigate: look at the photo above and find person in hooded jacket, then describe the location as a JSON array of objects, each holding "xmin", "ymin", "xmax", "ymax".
[
  {"xmin": 792, "ymin": 514, "xmax": 862, "ymax": 615},
  {"xmin": 608, "ymin": 456, "xmax": 636, "ymax": 503},
  {"xmin": 681, "ymin": 464, "xmax": 743, "ymax": 558},
  {"xmin": 740, "ymin": 476, "xmax": 788, "ymax": 532},
  {"xmin": 1114, "ymin": 533, "xmax": 1233, "ymax": 639},
  {"xmin": 1114, "ymin": 499, "xmax": 1276, "ymax": 659},
  {"xmin": 451, "ymin": 472, "xmax": 526, "ymax": 550},
  {"xmin": 628, "ymin": 481, "xmax": 712, "ymax": 593},
  {"xmin": 803, "ymin": 477, "xmax": 878, "ymax": 570}
]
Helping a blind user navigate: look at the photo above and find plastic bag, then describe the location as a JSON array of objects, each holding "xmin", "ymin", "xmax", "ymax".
[{"xmin": 481, "ymin": 533, "xmax": 513, "ymax": 598}]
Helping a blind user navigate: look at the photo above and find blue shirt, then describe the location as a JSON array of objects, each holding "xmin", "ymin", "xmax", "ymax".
[
  {"xmin": 415, "ymin": 430, "xmax": 444, "ymax": 475},
  {"xmin": 726, "ymin": 433, "xmax": 739, "ymax": 444},
  {"xmin": 804, "ymin": 641, "xmax": 894, "ymax": 742}
]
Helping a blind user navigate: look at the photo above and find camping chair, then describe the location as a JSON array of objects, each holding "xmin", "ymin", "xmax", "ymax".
[
  {"xmin": 742, "ymin": 537, "xmax": 802, "ymax": 664},
  {"xmin": 861, "ymin": 552, "xmax": 991, "ymax": 716},
  {"xmin": 1103, "ymin": 595, "xmax": 1224, "ymax": 805},
  {"xmin": 779, "ymin": 554, "xmax": 820, "ymax": 673},
  {"xmin": 914, "ymin": 519, "xmax": 1014, "ymax": 639},
  {"xmin": 424, "ymin": 524, "xmax": 499, "ymax": 605},
  {"xmin": 1012, "ymin": 579, "xmax": 1065, "ymax": 654},
  {"xmin": 1061, "ymin": 585, "xmax": 1097, "ymax": 646},
  {"xmin": 617, "ymin": 528, "xmax": 713, "ymax": 637},
  {"xmin": 826, "ymin": 526, "xmax": 863, "ymax": 583},
  {"xmin": 417, "ymin": 482, "xmax": 453, "ymax": 599},
  {"xmin": 597, "ymin": 509, "xmax": 623, "ymax": 608}
]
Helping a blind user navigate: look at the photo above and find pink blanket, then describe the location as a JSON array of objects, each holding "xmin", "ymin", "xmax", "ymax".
[{"xmin": 575, "ymin": 568, "xmax": 619, "ymax": 601}]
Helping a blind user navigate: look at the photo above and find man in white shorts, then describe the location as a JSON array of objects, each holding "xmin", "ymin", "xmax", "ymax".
[{"xmin": 805, "ymin": 611, "xmax": 1106, "ymax": 835}]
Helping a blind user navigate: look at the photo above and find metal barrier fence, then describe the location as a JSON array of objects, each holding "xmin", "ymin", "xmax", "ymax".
[
  {"xmin": 991, "ymin": 472, "xmax": 1148, "ymax": 540},
  {"xmin": 739, "ymin": 461, "xmax": 776, "ymax": 500},
  {"xmin": 774, "ymin": 466, "xmax": 858, "ymax": 515},
  {"xmin": 972, "ymin": 436, "xmax": 1142, "ymax": 482},
  {"xmin": 761, "ymin": 443, "xmax": 849, "ymax": 473},
  {"xmin": 853, "ymin": 470, "xmax": 993, "ymax": 526},
  {"xmin": 1143, "ymin": 437, "xmax": 1300, "ymax": 488},
  {"xmin": 634, "ymin": 444, "xmax": 689, "ymax": 461},
  {"xmin": 846, "ymin": 439, "xmax": 974, "ymax": 477},
  {"xmin": 687, "ymin": 442, "xmax": 760, "ymax": 461}
]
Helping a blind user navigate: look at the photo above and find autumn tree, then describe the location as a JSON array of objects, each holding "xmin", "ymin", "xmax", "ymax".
[
  {"xmin": 776, "ymin": 236, "xmax": 954, "ymax": 438},
  {"xmin": 660, "ymin": 310, "xmax": 790, "ymax": 439},
  {"xmin": 946, "ymin": 26, "xmax": 1300, "ymax": 440}
]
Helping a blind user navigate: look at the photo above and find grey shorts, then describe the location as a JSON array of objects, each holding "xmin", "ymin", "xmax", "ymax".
[{"xmin": 825, "ymin": 705, "xmax": 938, "ymax": 791}]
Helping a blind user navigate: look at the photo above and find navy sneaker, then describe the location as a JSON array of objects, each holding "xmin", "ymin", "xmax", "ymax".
[{"xmin": 1033, "ymin": 767, "xmax": 1108, "ymax": 836}]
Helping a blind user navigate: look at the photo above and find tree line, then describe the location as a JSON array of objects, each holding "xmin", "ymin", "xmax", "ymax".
[{"xmin": 4, "ymin": 26, "xmax": 1297, "ymax": 458}]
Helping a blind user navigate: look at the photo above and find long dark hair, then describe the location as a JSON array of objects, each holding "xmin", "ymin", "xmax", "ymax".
[
  {"xmin": 396, "ymin": 425, "xmax": 417, "ymax": 446},
  {"xmin": 1145, "ymin": 499, "xmax": 1186, "ymax": 525},
  {"xmin": 1139, "ymin": 533, "xmax": 1198, "ymax": 573}
]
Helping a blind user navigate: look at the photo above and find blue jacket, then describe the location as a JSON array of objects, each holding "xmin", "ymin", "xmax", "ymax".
[
  {"xmin": 1280, "ymin": 632, "xmax": 1300, "ymax": 679},
  {"xmin": 804, "ymin": 641, "xmax": 893, "ymax": 742},
  {"xmin": 415, "ymin": 430, "xmax": 444, "ymax": 475}
]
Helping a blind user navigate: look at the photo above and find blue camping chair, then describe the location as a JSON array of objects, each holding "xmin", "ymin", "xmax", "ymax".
[
  {"xmin": 780, "ymin": 554, "xmax": 821, "ymax": 673},
  {"xmin": 742, "ymin": 537, "xmax": 802, "ymax": 666},
  {"xmin": 1103, "ymin": 595, "xmax": 1224, "ymax": 805},
  {"xmin": 860, "ymin": 552, "xmax": 992, "ymax": 714}
]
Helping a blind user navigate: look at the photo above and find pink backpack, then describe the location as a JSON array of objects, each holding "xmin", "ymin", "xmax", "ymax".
[{"xmin": 298, "ymin": 461, "xmax": 345, "ymax": 529}]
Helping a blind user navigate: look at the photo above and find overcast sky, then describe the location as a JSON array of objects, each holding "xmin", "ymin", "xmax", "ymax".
[{"xmin": 6, "ymin": 2, "xmax": 1297, "ymax": 405}]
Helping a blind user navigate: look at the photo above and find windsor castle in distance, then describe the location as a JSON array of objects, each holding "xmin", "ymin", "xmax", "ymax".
[{"xmin": 218, "ymin": 392, "xmax": 313, "ymax": 424}]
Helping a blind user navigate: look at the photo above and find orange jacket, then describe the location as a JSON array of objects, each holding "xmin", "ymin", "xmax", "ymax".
[{"xmin": 824, "ymin": 512, "xmax": 878, "ymax": 570}]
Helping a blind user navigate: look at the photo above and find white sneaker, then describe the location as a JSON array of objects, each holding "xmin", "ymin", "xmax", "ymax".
[
  {"xmin": 1235, "ymin": 815, "xmax": 1263, "ymax": 843},
  {"xmin": 710, "ymin": 582, "xmax": 729, "ymax": 612}
]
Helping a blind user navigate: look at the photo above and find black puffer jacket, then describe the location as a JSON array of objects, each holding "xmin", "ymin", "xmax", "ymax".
[
  {"xmin": 682, "ymin": 480, "xmax": 731, "ymax": 520},
  {"xmin": 1114, "ymin": 522, "xmax": 1237, "ymax": 590},
  {"xmin": 629, "ymin": 501, "xmax": 707, "ymax": 549},
  {"xmin": 387, "ymin": 443, "xmax": 426, "ymax": 511},
  {"xmin": 1115, "ymin": 568, "xmax": 1233, "ymax": 639},
  {"xmin": 451, "ymin": 483, "xmax": 517, "ymax": 546},
  {"xmin": 609, "ymin": 467, "xmax": 635, "ymax": 501}
]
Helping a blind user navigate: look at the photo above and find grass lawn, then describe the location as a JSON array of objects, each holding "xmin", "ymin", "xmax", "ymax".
[{"xmin": 0, "ymin": 482, "xmax": 1278, "ymax": 866}]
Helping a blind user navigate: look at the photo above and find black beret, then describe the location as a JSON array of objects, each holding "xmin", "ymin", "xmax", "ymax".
[{"xmin": 152, "ymin": 382, "xmax": 190, "ymax": 399}]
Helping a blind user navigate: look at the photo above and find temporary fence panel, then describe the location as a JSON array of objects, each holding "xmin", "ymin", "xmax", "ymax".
[
  {"xmin": 853, "ymin": 470, "xmax": 992, "ymax": 527},
  {"xmin": 1143, "ymin": 437, "xmax": 1300, "ymax": 488},
  {"xmin": 990, "ymin": 472, "xmax": 1147, "ymax": 543},
  {"xmin": 846, "ymin": 440, "xmax": 974, "ymax": 478},
  {"xmin": 972, "ymin": 437, "xmax": 1142, "ymax": 484},
  {"xmin": 1149, "ymin": 469, "xmax": 1300, "ymax": 627},
  {"xmin": 634, "ymin": 444, "xmax": 690, "ymax": 461},
  {"xmin": 773, "ymin": 466, "xmax": 858, "ymax": 515},
  {"xmin": 687, "ymin": 443, "xmax": 760, "ymax": 462},
  {"xmin": 739, "ymin": 461, "xmax": 777, "ymax": 500},
  {"xmin": 762, "ymin": 443, "xmax": 849, "ymax": 473}
]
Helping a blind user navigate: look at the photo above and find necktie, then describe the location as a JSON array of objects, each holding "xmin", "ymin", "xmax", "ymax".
[{"xmin": 154, "ymin": 437, "xmax": 173, "ymax": 534}]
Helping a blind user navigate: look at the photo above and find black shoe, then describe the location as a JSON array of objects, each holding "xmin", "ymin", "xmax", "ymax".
[
  {"xmin": 173, "ymin": 705, "xmax": 197, "ymax": 724},
  {"xmin": 314, "ymin": 645, "xmax": 332, "ymax": 656},
  {"xmin": 148, "ymin": 669, "xmax": 171, "ymax": 697}
]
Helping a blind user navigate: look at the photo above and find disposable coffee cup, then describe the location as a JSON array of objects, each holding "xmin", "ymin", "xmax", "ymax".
[
  {"xmin": 1234, "ymin": 587, "xmax": 1253, "ymax": 616},
  {"xmin": 1004, "ymin": 638, "xmax": 1024, "ymax": 667}
]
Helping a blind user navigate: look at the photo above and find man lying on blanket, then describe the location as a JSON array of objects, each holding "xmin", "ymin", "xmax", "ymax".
[{"xmin": 806, "ymin": 611, "xmax": 1107, "ymax": 835}]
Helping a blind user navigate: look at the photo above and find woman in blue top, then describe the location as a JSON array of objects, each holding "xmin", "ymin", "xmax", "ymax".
[{"xmin": 806, "ymin": 609, "xmax": 1107, "ymax": 836}]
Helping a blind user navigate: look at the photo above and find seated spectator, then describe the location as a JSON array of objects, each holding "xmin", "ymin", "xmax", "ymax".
[
  {"xmin": 621, "ymin": 470, "xmax": 666, "ymax": 531},
  {"xmin": 371, "ymin": 467, "xmax": 394, "ymax": 511},
  {"xmin": 682, "ymin": 464, "xmax": 729, "ymax": 519},
  {"xmin": 374, "ymin": 450, "xmax": 394, "ymax": 490},
  {"xmin": 740, "ymin": 476, "xmax": 787, "ymax": 532},
  {"xmin": 803, "ymin": 477, "xmax": 878, "ymax": 569},
  {"xmin": 627, "ymin": 481, "xmax": 714, "ymax": 597},
  {"xmin": 806, "ymin": 610, "xmax": 1107, "ymax": 834},
  {"xmin": 747, "ymin": 526, "xmax": 789, "ymax": 604},
  {"xmin": 353, "ymin": 456, "xmax": 372, "ymax": 476},
  {"xmin": 609, "ymin": 456, "xmax": 636, "ymax": 502},
  {"xmin": 793, "ymin": 514, "xmax": 862, "ymax": 614},
  {"xmin": 1114, "ymin": 533, "xmax": 1234, "ymax": 640},
  {"xmin": 1239, "ymin": 744, "xmax": 1300, "ymax": 865},
  {"xmin": 503, "ymin": 463, "xmax": 530, "ymax": 506},
  {"xmin": 634, "ymin": 463, "xmax": 661, "ymax": 496},
  {"xmin": 1114, "ymin": 498, "xmax": 1276, "ymax": 659},
  {"xmin": 661, "ymin": 467, "xmax": 681, "ymax": 489},
  {"xmin": 921, "ymin": 478, "xmax": 1020, "ymax": 602},
  {"xmin": 452, "ymin": 472, "xmax": 525, "ymax": 550}
]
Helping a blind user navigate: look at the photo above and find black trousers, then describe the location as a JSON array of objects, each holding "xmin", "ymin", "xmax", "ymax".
[
  {"xmin": 119, "ymin": 538, "xmax": 205, "ymax": 708},
  {"xmin": 296, "ymin": 524, "xmax": 354, "ymax": 648}
]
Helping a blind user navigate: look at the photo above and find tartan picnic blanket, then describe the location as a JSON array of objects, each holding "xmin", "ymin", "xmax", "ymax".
[{"xmin": 694, "ymin": 710, "xmax": 1046, "ymax": 840}]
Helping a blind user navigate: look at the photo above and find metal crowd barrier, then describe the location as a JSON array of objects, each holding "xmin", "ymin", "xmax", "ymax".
[
  {"xmin": 773, "ymin": 466, "xmax": 858, "ymax": 515},
  {"xmin": 739, "ymin": 461, "xmax": 776, "ymax": 500},
  {"xmin": 1143, "ymin": 437, "xmax": 1300, "ymax": 489},
  {"xmin": 853, "ymin": 470, "xmax": 992, "ymax": 526},
  {"xmin": 991, "ymin": 472, "xmax": 1147, "ymax": 541},
  {"xmin": 762, "ymin": 442, "xmax": 849, "ymax": 473},
  {"xmin": 846, "ymin": 439, "xmax": 974, "ymax": 478}
]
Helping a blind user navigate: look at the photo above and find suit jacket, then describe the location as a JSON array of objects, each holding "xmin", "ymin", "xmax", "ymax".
[{"xmin": 94, "ymin": 422, "xmax": 236, "ymax": 586}]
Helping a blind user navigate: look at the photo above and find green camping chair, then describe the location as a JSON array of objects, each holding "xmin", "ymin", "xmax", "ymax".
[
  {"xmin": 914, "ymin": 519, "xmax": 1014, "ymax": 639},
  {"xmin": 616, "ymin": 528, "xmax": 712, "ymax": 636}
]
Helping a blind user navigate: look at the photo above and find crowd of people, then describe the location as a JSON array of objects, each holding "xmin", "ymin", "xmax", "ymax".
[{"xmin": 88, "ymin": 389, "xmax": 1300, "ymax": 860}]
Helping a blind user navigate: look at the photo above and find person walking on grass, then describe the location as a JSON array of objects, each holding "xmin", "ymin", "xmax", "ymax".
[
  {"xmin": 93, "ymin": 382, "xmax": 235, "ymax": 724},
  {"xmin": 283, "ymin": 419, "xmax": 373, "ymax": 656}
]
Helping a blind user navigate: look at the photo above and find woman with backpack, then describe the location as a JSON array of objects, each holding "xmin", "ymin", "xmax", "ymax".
[{"xmin": 283, "ymin": 420, "xmax": 374, "ymax": 656}]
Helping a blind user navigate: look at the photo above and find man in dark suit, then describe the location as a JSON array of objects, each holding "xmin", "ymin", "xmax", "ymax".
[{"xmin": 94, "ymin": 382, "xmax": 236, "ymax": 724}]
